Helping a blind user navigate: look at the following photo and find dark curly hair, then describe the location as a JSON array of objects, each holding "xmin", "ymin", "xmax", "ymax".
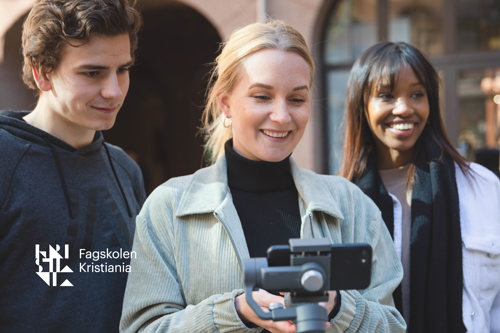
[{"xmin": 21, "ymin": 0, "xmax": 142, "ymax": 90}]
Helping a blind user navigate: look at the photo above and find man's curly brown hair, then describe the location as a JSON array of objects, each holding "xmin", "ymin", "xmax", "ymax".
[{"xmin": 21, "ymin": 0, "xmax": 142, "ymax": 91}]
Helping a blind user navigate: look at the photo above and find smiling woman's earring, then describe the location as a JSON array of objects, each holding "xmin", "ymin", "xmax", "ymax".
[{"xmin": 223, "ymin": 115, "xmax": 232, "ymax": 128}]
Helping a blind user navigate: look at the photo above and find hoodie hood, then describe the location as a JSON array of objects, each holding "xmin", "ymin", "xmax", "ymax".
[{"xmin": 0, "ymin": 110, "xmax": 132, "ymax": 219}]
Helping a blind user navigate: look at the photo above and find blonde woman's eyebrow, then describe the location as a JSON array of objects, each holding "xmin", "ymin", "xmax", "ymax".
[
  {"xmin": 293, "ymin": 85, "xmax": 309, "ymax": 91},
  {"xmin": 248, "ymin": 83, "xmax": 272, "ymax": 90},
  {"xmin": 248, "ymin": 83, "xmax": 309, "ymax": 91}
]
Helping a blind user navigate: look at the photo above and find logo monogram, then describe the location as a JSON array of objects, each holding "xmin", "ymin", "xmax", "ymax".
[{"xmin": 35, "ymin": 244, "xmax": 73, "ymax": 287}]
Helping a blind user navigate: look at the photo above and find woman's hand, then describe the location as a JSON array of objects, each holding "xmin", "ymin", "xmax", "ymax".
[
  {"xmin": 235, "ymin": 289, "xmax": 296, "ymax": 333},
  {"xmin": 319, "ymin": 290, "xmax": 337, "ymax": 316},
  {"xmin": 235, "ymin": 289, "xmax": 336, "ymax": 333}
]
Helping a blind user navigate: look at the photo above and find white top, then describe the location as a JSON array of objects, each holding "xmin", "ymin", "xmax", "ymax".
[
  {"xmin": 380, "ymin": 165, "xmax": 412, "ymax": 324},
  {"xmin": 388, "ymin": 162, "xmax": 500, "ymax": 333},
  {"xmin": 457, "ymin": 162, "xmax": 500, "ymax": 333}
]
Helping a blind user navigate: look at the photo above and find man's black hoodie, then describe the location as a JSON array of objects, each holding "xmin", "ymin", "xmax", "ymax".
[{"xmin": 0, "ymin": 110, "xmax": 146, "ymax": 332}]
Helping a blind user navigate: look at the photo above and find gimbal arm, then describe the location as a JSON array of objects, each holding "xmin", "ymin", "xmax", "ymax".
[{"xmin": 244, "ymin": 258, "xmax": 328, "ymax": 333}]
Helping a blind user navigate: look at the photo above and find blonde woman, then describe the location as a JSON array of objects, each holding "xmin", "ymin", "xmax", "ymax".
[{"xmin": 120, "ymin": 20, "xmax": 405, "ymax": 333}]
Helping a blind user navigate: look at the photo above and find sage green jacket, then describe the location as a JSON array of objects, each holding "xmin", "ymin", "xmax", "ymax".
[{"xmin": 120, "ymin": 157, "xmax": 406, "ymax": 332}]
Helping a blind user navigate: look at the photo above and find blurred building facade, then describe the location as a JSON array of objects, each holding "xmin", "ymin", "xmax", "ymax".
[{"xmin": 1, "ymin": 0, "xmax": 499, "ymax": 191}]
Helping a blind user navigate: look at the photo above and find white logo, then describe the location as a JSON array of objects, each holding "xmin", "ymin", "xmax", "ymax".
[{"xmin": 35, "ymin": 244, "xmax": 73, "ymax": 287}]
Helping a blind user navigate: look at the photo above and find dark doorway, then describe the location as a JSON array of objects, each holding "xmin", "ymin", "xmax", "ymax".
[
  {"xmin": 0, "ymin": 13, "xmax": 37, "ymax": 111},
  {"xmin": 105, "ymin": 3, "xmax": 221, "ymax": 193}
]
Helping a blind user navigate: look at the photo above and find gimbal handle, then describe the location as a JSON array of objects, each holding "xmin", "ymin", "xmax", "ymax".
[
  {"xmin": 244, "ymin": 258, "xmax": 328, "ymax": 333},
  {"xmin": 244, "ymin": 258, "xmax": 297, "ymax": 321}
]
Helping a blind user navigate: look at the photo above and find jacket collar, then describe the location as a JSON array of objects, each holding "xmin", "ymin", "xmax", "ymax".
[
  {"xmin": 176, "ymin": 157, "xmax": 229, "ymax": 217},
  {"xmin": 290, "ymin": 160, "xmax": 344, "ymax": 220},
  {"xmin": 176, "ymin": 155, "xmax": 344, "ymax": 221}
]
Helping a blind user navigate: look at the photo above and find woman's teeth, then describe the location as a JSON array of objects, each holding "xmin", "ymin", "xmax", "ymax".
[
  {"xmin": 390, "ymin": 123, "xmax": 414, "ymax": 130},
  {"xmin": 262, "ymin": 130, "xmax": 289, "ymax": 138}
]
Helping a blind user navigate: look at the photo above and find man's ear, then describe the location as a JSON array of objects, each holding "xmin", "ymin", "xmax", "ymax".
[
  {"xmin": 32, "ymin": 66, "xmax": 52, "ymax": 92},
  {"xmin": 216, "ymin": 93, "xmax": 231, "ymax": 118}
]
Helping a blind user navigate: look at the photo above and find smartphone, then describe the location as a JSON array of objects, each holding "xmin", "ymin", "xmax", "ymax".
[{"xmin": 266, "ymin": 242, "xmax": 372, "ymax": 290}]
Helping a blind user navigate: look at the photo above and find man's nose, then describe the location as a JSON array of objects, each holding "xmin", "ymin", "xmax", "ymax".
[{"xmin": 101, "ymin": 74, "xmax": 125, "ymax": 99}]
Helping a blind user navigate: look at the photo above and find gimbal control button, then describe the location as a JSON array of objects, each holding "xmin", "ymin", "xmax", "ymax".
[
  {"xmin": 268, "ymin": 302, "xmax": 284, "ymax": 311},
  {"xmin": 301, "ymin": 270, "xmax": 324, "ymax": 292}
]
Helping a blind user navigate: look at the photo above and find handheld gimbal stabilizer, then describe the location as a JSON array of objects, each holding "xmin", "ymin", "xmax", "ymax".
[{"xmin": 244, "ymin": 238, "xmax": 372, "ymax": 333}]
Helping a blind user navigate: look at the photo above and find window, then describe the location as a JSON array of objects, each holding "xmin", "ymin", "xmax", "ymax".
[{"xmin": 323, "ymin": 0, "xmax": 377, "ymax": 172}]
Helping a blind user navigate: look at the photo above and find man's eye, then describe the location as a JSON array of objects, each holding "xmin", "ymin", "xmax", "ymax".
[
  {"xmin": 118, "ymin": 66, "xmax": 131, "ymax": 74},
  {"xmin": 84, "ymin": 71, "xmax": 100, "ymax": 78}
]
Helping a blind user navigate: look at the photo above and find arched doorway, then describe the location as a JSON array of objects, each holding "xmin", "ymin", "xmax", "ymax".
[{"xmin": 104, "ymin": 3, "xmax": 221, "ymax": 193}]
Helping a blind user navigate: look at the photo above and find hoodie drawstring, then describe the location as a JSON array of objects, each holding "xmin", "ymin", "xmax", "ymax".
[
  {"xmin": 103, "ymin": 143, "xmax": 133, "ymax": 217},
  {"xmin": 44, "ymin": 137, "xmax": 75, "ymax": 219}
]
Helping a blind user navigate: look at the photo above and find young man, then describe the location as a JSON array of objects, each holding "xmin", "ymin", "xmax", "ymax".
[{"xmin": 0, "ymin": 1, "xmax": 145, "ymax": 332}]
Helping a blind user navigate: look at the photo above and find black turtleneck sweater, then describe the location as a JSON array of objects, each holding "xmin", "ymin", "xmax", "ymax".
[
  {"xmin": 225, "ymin": 140, "xmax": 301, "ymax": 258},
  {"xmin": 225, "ymin": 141, "xmax": 341, "ymax": 322}
]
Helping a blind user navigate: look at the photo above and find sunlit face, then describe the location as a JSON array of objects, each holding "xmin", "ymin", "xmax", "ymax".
[
  {"xmin": 41, "ymin": 33, "xmax": 132, "ymax": 141},
  {"xmin": 366, "ymin": 64, "xmax": 430, "ymax": 168},
  {"xmin": 219, "ymin": 48, "xmax": 312, "ymax": 162}
]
